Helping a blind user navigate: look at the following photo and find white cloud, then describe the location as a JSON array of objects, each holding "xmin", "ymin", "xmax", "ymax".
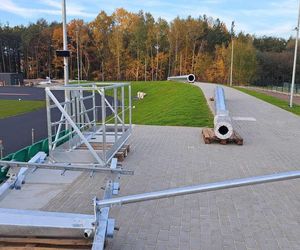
[
  {"xmin": 0, "ymin": 0, "xmax": 298, "ymax": 38},
  {"xmin": 0, "ymin": 0, "xmax": 42, "ymax": 18},
  {"xmin": 0, "ymin": 0, "xmax": 97, "ymax": 19}
]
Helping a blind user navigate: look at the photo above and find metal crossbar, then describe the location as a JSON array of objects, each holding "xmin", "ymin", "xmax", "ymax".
[{"xmin": 0, "ymin": 160, "xmax": 134, "ymax": 175}]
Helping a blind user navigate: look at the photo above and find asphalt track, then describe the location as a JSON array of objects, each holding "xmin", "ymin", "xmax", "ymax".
[
  {"xmin": 0, "ymin": 86, "xmax": 111, "ymax": 156},
  {"xmin": 0, "ymin": 86, "xmax": 47, "ymax": 100}
]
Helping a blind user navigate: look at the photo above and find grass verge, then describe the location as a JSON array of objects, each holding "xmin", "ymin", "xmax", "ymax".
[
  {"xmin": 129, "ymin": 81, "xmax": 213, "ymax": 127},
  {"xmin": 0, "ymin": 100, "xmax": 45, "ymax": 119},
  {"xmin": 235, "ymin": 87, "xmax": 300, "ymax": 116}
]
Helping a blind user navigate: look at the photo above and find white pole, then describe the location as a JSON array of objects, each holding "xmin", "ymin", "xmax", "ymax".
[
  {"xmin": 230, "ymin": 21, "xmax": 234, "ymax": 87},
  {"xmin": 76, "ymin": 30, "xmax": 80, "ymax": 84},
  {"xmin": 230, "ymin": 39, "xmax": 234, "ymax": 86},
  {"xmin": 62, "ymin": 0, "xmax": 70, "ymax": 130},
  {"xmin": 62, "ymin": 0, "xmax": 68, "ymax": 86},
  {"xmin": 289, "ymin": 0, "xmax": 300, "ymax": 107}
]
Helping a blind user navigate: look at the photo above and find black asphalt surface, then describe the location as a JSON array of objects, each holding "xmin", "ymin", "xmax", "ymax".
[
  {"xmin": 0, "ymin": 86, "xmax": 112, "ymax": 156},
  {"xmin": 0, "ymin": 86, "xmax": 47, "ymax": 100}
]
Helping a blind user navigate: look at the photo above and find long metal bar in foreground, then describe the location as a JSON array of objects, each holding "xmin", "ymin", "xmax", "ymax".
[
  {"xmin": 214, "ymin": 86, "xmax": 233, "ymax": 140},
  {"xmin": 167, "ymin": 74, "xmax": 196, "ymax": 83},
  {"xmin": 96, "ymin": 170, "xmax": 300, "ymax": 207}
]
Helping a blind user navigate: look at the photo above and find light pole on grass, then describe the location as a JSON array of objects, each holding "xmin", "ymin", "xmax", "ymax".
[
  {"xmin": 289, "ymin": 0, "xmax": 300, "ymax": 107},
  {"xmin": 230, "ymin": 21, "xmax": 235, "ymax": 87}
]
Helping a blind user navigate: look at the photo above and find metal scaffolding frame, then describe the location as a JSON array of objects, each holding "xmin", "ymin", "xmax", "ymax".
[
  {"xmin": 0, "ymin": 158, "xmax": 125, "ymax": 250},
  {"xmin": 45, "ymin": 82, "xmax": 132, "ymax": 167},
  {"xmin": 0, "ymin": 169, "xmax": 299, "ymax": 249},
  {"xmin": 0, "ymin": 82, "xmax": 134, "ymax": 249}
]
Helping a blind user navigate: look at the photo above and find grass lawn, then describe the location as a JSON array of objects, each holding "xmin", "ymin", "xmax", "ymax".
[
  {"xmin": 235, "ymin": 87, "xmax": 300, "ymax": 116},
  {"xmin": 0, "ymin": 100, "xmax": 45, "ymax": 119},
  {"xmin": 128, "ymin": 81, "xmax": 213, "ymax": 127}
]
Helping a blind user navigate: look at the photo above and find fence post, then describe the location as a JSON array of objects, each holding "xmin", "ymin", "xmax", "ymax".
[
  {"xmin": 0, "ymin": 140, "xmax": 3, "ymax": 159},
  {"xmin": 31, "ymin": 128, "xmax": 35, "ymax": 144}
]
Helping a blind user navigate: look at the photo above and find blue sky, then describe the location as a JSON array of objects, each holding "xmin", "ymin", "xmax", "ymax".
[{"xmin": 0, "ymin": 0, "xmax": 299, "ymax": 38}]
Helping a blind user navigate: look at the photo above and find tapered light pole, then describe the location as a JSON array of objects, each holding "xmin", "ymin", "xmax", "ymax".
[
  {"xmin": 230, "ymin": 21, "xmax": 235, "ymax": 87},
  {"xmin": 76, "ymin": 29, "xmax": 80, "ymax": 84},
  {"xmin": 62, "ymin": 0, "xmax": 69, "ymax": 86},
  {"xmin": 62, "ymin": 0, "xmax": 70, "ymax": 130},
  {"xmin": 289, "ymin": 0, "xmax": 300, "ymax": 107}
]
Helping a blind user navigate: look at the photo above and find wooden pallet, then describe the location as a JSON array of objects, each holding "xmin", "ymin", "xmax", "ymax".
[
  {"xmin": 78, "ymin": 143, "xmax": 131, "ymax": 162},
  {"xmin": 0, "ymin": 236, "xmax": 92, "ymax": 249},
  {"xmin": 202, "ymin": 128, "xmax": 243, "ymax": 145}
]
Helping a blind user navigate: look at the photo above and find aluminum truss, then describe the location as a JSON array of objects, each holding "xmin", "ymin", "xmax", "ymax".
[{"xmin": 45, "ymin": 82, "xmax": 132, "ymax": 167}]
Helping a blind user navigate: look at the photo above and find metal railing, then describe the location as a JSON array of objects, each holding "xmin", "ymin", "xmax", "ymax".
[{"xmin": 251, "ymin": 82, "xmax": 300, "ymax": 94}]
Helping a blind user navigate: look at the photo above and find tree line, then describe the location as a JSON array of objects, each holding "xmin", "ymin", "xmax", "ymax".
[{"xmin": 0, "ymin": 8, "xmax": 298, "ymax": 85}]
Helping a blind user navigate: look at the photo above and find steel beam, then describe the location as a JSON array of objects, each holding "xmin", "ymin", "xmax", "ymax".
[
  {"xmin": 0, "ymin": 160, "xmax": 134, "ymax": 175},
  {"xmin": 0, "ymin": 208, "xmax": 94, "ymax": 230},
  {"xmin": 96, "ymin": 170, "xmax": 300, "ymax": 208}
]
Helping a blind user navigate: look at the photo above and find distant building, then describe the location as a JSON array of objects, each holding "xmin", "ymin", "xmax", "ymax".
[{"xmin": 0, "ymin": 73, "xmax": 24, "ymax": 86}]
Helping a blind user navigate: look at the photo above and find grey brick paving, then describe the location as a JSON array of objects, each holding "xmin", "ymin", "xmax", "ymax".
[{"xmin": 1, "ymin": 82, "xmax": 300, "ymax": 249}]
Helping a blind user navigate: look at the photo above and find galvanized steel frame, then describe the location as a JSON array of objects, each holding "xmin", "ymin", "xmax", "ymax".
[{"xmin": 45, "ymin": 82, "xmax": 132, "ymax": 167}]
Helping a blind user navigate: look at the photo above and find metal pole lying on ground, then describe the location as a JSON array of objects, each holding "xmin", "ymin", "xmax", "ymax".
[
  {"xmin": 214, "ymin": 86, "xmax": 233, "ymax": 139},
  {"xmin": 167, "ymin": 74, "xmax": 196, "ymax": 83},
  {"xmin": 97, "ymin": 170, "xmax": 300, "ymax": 208}
]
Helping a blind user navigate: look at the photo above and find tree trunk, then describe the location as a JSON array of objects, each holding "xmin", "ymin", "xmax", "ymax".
[
  {"xmin": 102, "ymin": 61, "xmax": 104, "ymax": 81},
  {"xmin": 151, "ymin": 47, "xmax": 154, "ymax": 81},
  {"xmin": 179, "ymin": 53, "xmax": 182, "ymax": 75},
  {"xmin": 144, "ymin": 57, "xmax": 147, "ymax": 81},
  {"xmin": 192, "ymin": 42, "xmax": 196, "ymax": 73}
]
